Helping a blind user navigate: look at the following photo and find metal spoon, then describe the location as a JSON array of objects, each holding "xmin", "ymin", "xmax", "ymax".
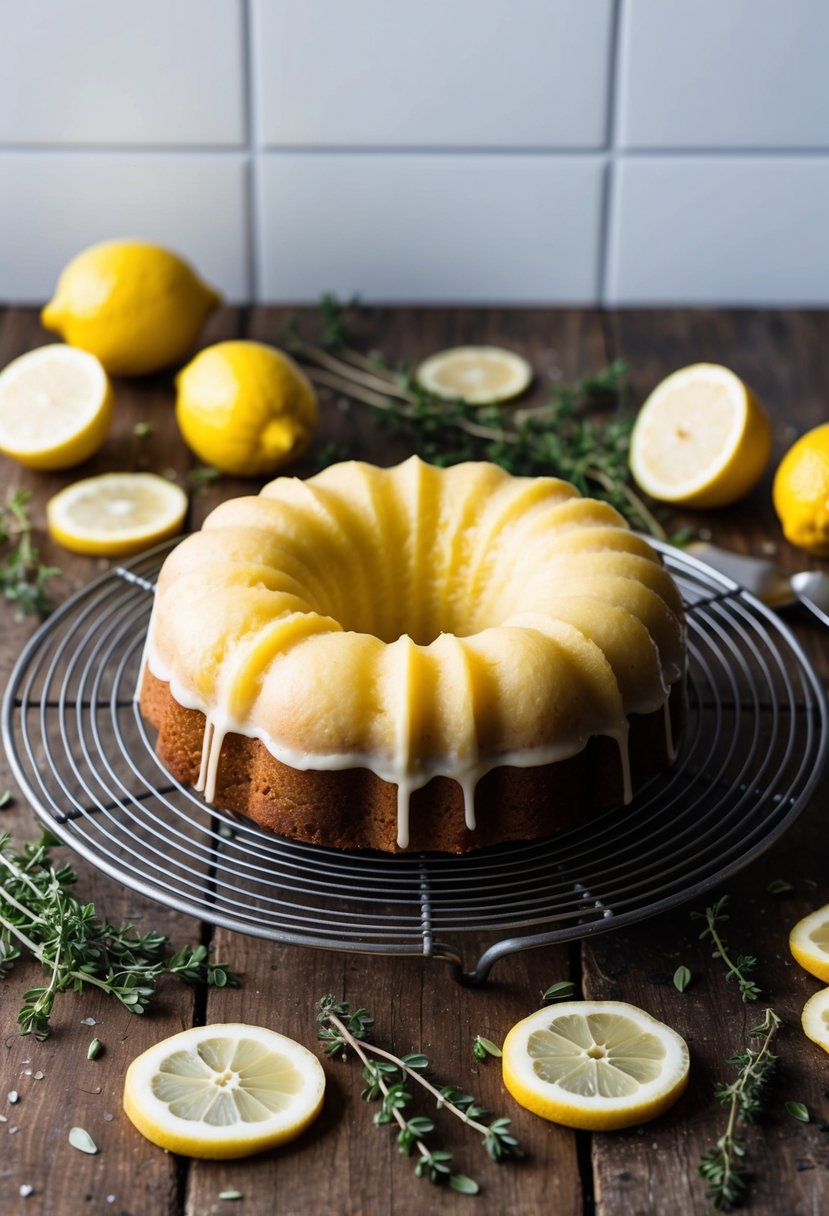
[{"xmin": 790, "ymin": 570, "xmax": 829, "ymax": 628}]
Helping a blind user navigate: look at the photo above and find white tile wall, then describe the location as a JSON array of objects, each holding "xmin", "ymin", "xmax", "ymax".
[
  {"xmin": 0, "ymin": 0, "xmax": 828, "ymax": 305},
  {"xmin": 258, "ymin": 154, "xmax": 605, "ymax": 302},
  {"xmin": 606, "ymin": 157, "xmax": 829, "ymax": 305},
  {"xmin": 619, "ymin": 0, "xmax": 829, "ymax": 149},
  {"xmin": 0, "ymin": 0, "xmax": 245, "ymax": 146},
  {"xmin": 252, "ymin": 0, "xmax": 613, "ymax": 148},
  {"xmin": 0, "ymin": 154, "xmax": 249, "ymax": 302}
]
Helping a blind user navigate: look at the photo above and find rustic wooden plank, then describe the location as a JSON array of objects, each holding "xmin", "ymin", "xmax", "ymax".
[
  {"xmin": 0, "ymin": 308, "xmax": 235, "ymax": 1216},
  {"xmin": 185, "ymin": 308, "xmax": 610, "ymax": 1216},
  {"xmin": 588, "ymin": 309, "xmax": 829, "ymax": 1216}
]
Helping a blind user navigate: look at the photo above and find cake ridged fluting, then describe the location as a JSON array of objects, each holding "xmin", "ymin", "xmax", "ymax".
[{"xmin": 140, "ymin": 456, "xmax": 686, "ymax": 852}]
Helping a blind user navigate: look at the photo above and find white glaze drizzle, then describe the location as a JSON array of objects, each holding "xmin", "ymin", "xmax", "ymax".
[{"xmin": 141, "ymin": 632, "xmax": 677, "ymax": 849}]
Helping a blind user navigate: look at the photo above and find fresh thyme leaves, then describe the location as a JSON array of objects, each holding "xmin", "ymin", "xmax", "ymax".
[
  {"xmin": 187, "ymin": 465, "xmax": 225, "ymax": 493},
  {"xmin": 284, "ymin": 297, "xmax": 665, "ymax": 538},
  {"xmin": 472, "ymin": 1035, "xmax": 502, "ymax": 1062},
  {"xmin": 699, "ymin": 1008, "xmax": 781, "ymax": 1211},
  {"xmin": 0, "ymin": 488, "xmax": 59, "ymax": 618},
  {"xmin": 316, "ymin": 995, "xmax": 523, "ymax": 1195},
  {"xmin": 694, "ymin": 895, "xmax": 760, "ymax": 1002},
  {"xmin": 785, "ymin": 1101, "xmax": 809, "ymax": 1123},
  {"xmin": 542, "ymin": 980, "xmax": 576, "ymax": 1003},
  {"xmin": 767, "ymin": 879, "xmax": 794, "ymax": 897},
  {"xmin": 0, "ymin": 791, "xmax": 12, "ymax": 810},
  {"xmin": 0, "ymin": 831, "xmax": 239, "ymax": 1038},
  {"xmin": 673, "ymin": 965, "xmax": 692, "ymax": 993}
]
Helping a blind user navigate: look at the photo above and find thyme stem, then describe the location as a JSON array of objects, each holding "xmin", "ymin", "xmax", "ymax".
[{"xmin": 327, "ymin": 1011, "xmax": 432, "ymax": 1159}]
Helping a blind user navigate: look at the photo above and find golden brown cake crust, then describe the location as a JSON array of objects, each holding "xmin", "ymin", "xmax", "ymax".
[{"xmin": 140, "ymin": 669, "xmax": 686, "ymax": 854}]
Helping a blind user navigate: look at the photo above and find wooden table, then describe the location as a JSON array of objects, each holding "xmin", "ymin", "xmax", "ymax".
[{"xmin": 0, "ymin": 306, "xmax": 827, "ymax": 1216}]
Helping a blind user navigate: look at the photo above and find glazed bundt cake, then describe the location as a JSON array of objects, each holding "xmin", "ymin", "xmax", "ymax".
[{"xmin": 138, "ymin": 456, "xmax": 686, "ymax": 853}]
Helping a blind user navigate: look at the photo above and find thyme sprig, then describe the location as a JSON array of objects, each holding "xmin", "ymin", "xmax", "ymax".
[
  {"xmin": 695, "ymin": 895, "xmax": 760, "ymax": 1002},
  {"xmin": 0, "ymin": 831, "xmax": 238, "ymax": 1038},
  {"xmin": 699, "ymin": 1008, "xmax": 781, "ymax": 1210},
  {"xmin": 316, "ymin": 995, "xmax": 523, "ymax": 1195},
  {"xmin": 0, "ymin": 488, "xmax": 59, "ymax": 618},
  {"xmin": 283, "ymin": 298, "xmax": 665, "ymax": 538}
]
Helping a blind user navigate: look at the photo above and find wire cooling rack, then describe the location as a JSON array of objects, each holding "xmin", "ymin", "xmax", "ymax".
[{"xmin": 2, "ymin": 540, "xmax": 827, "ymax": 983}]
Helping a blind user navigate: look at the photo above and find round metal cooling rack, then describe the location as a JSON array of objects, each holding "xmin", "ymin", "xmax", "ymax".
[{"xmin": 2, "ymin": 540, "xmax": 827, "ymax": 984}]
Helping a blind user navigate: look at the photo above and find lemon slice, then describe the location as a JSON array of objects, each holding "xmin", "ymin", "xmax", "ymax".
[
  {"xmin": 47, "ymin": 472, "xmax": 187, "ymax": 557},
  {"xmin": 501, "ymin": 1000, "xmax": 689, "ymax": 1131},
  {"xmin": 802, "ymin": 988, "xmax": 829, "ymax": 1053},
  {"xmin": 790, "ymin": 903, "xmax": 829, "ymax": 981},
  {"xmin": 123, "ymin": 1023, "xmax": 325, "ymax": 1159},
  {"xmin": 0, "ymin": 344, "xmax": 114, "ymax": 470},
  {"xmin": 415, "ymin": 345, "xmax": 532, "ymax": 405},
  {"xmin": 629, "ymin": 363, "xmax": 772, "ymax": 509}
]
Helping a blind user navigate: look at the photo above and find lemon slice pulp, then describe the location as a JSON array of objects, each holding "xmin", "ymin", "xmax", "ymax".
[
  {"xmin": 415, "ymin": 345, "xmax": 532, "ymax": 405},
  {"xmin": 0, "ymin": 344, "xmax": 114, "ymax": 470},
  {"xmin": 629, "ymin": 363, "xmax": 772, "ymax": 509},
  {"xmin": 501, "ymin": 1000, "xmax": 689, "ymax": 1130},
  {"xmin": 790, "ymin": 903, "xmax": 829, "ymax": 981},
  {"xmin": 802, "ymin": 988, "xmax": 829, "ymax": 1053},
  {"xmin": 47, "ymin": 472, "xmax": 187, "ymax": 557},
  {"xmin": 123, "ymin": 1023, "xmax": 326, "ymax": 1159}
]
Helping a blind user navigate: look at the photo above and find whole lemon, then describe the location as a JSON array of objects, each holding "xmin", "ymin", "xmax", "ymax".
[
  {"xmin": 772, "ymin": 423, "xmax": 829, "ymax": 556},
  {"xmin": 41, "ymin": 240, "xmax": 220, "ymax": 376},
  {"xmin": 175, "ymin": 340, "xmax": 318, "ymax": 477}
]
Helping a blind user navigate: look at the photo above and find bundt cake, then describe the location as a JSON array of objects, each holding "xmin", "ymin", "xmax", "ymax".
[{"xmin": 138, "ymin": 456, "xmax": 686, "ymax": 853}]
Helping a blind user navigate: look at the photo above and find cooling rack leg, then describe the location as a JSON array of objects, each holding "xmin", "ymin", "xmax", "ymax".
[{"xmin": 432, "ymin": 939, "xmax": 521, "ymax": 986}]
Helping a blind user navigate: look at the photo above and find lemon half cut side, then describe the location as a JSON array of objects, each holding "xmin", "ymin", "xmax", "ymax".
[
  {"xmin": 629, "ymin": 363, "xmax": 772, "ymax": 509},
  {"xmin": 123, "ymin": 1023, "xmax": 326, "ymax": 1159},
  {"xmin": 790, "ymin": 903, "xmax": 829, "ymax": 982},
  {"xmin": 0, "ymin": 344, "xmax": 114, "ymax": 470},
  {"xmin": 47, "ymin": 472, "xmax": 187, "ymax": 557},
  {"xmin": 415, "ymin": 345, "xmax": 533, "ymax": 405},
  {"xmin": 802, "ymin": 988, "xmax": 829, "ymax": 1054},
  {"xmin": 502, "ymin": 1000, "xmax": 689, "ymax": 1131}
]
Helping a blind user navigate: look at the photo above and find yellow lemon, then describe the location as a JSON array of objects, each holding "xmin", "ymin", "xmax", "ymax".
[
  {"xmin": 629, "ymin": 364, "xmax": 772, "ymax": 508},
  {"xmin": 789, "ymin": 903, "xmax": 829, "ymax": 982},
  {"xmin": 772, "ymin": 424, "xmax": 829, "ymax": 556},
  {"xmin": 47, "ymin": 472, "xmax": 187, "ymax": 556},
  {"xmin": 802, "ymin": 988, "xmax": 829, "ymax": 1054},
  {"xmin": 123, "ymin": 1023, "xmax": 326, "ymax": 1159},
  {"xmin": 501, "ymin": 1001, "xmax": 689, "ymax": 1131},
  {"xmin": 0, "ymin": 345, "xmax": 114, "ymax": 470},
  {"xmin": 415, "ymin": 345, "xmax": 532, "ymax": 405},
  {"xmin": 41, "ymin": 240, "xmax": 220, "ymax": 376},
  {"xmin": 175, "ymin": 340, "xmax": 318, "ymax": 477}
]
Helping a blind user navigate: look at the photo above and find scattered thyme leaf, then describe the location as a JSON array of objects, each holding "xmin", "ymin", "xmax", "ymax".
[
  {"xmin": 0, "ymin": 831, "xmax": 239, "ymax": 1037},
  {"xmin": 673, "ymin": 966, "xmax": 692, "ymax": 993},
  {"xmin": 0, "ymin": 488, "xmax": 59, "ymax": 619},
  {"xmin": 219, "ymin": 1192, "xmax": 244, "ymax": 1201},
  {"xmin": 767, "ymin": 879, "xmax": 794, "ymax": 896},
  {"xmin": 693, "ymin": 895, "xmax": 760, "ymax": 1002},
  {"xmin": 472, "ymin": 1035, "xmax": 502, "ymax": 1061},
  {"xmin": 87, "ymin": 1038, "xmax": 103, "ymax": 1061},
  {"xmin": 0, "ymin": 792, "xmax": 12, "ymax": 810},
  {"xmin": 542, "ymin": 980, "xmax": 576, "ymax": 1003},
  {"xmin": 187, "ymin": 465, "xmax": 225, "ymax": 493},
  {"xmin": 133, "ymin": 421, "xmax": 154, "ymax": 439},
  {"xmin": 786, "ymin": 1101, "xmax": 809, "ymax": 1123},
  {"xmin": 68, "ymin": 1126, "xmax": 98, "ymax": 1154},
  {"xmin": 699, "ymin": 1007, "xmax": 781, "ymax": 1211},
  {"xmin": 317, "ymin": 995, "xmax": 523, "ymax": 1195}
]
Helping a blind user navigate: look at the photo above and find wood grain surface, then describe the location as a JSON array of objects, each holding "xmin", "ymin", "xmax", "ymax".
[{"xmin": 0, "ymin": 305, "xmax": 827, "ymax": 1216}]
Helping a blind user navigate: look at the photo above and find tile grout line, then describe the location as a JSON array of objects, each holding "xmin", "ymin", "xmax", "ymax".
[
  {"xmin": 241, "ymin": 0, "xmax": 260, "ymax": 303},
  {"xmin": 599, "ymin": 0, "xmax": 627, "ymax": 308}
]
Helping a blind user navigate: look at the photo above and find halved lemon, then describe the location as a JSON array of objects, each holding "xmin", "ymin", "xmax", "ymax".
[
  {"xmin": 629, "ymin": 363, "xmax": 772, "ymax": 508},
  {"xmin": 790, "ymin": 904, "xmax": 829, "ymax": 982},
  {"xmin": 47, "ymin": 472, "xmax": 187, "ymax": 557},
  {"xmin": 0, "ymin": 344, "xmax": 114, "ymax": 470},
  {"xmin": 123, "ymin": 1023, "xmax": 326, "ymax": 1159},
  {"xmin": 802, "ymin": 988, "xmax": 829, "ymax": 1053},
  {"xmin": 501, "ymin": 1001, "xmax": 689, "ymax": 1131},
  {"xmin": 415, "ymin": 345, "xmax": 532, "ymax": 405}
]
